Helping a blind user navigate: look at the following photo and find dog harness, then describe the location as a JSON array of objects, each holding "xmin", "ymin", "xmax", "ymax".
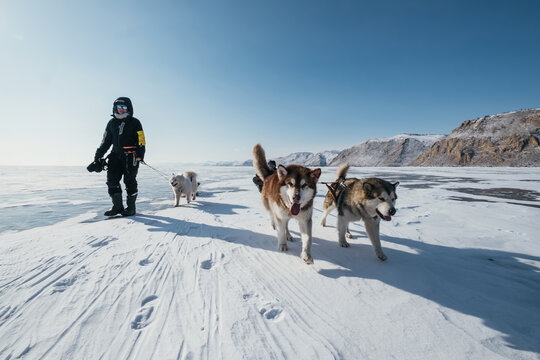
[{"xmin": 322, "ymin": 179, "xmax": 346, "ymax": 202}]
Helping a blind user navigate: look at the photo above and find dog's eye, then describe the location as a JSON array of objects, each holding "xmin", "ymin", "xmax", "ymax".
[
  {"xmin": 301, "ymin": 184, "xmax": 308, "ymax": 189},
  {"xmin": 378, "ymin": 197, "xmax": 385, "ymax": 201},
  {"xmin": 287, "ymin": 182, "xmax": 293, "ymax": 187}
]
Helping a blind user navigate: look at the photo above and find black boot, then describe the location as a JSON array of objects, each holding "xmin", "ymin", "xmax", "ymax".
[
  {"xmin": 104, "ymin": 193, "xmax": 124, "ymax": 216},
  {"xmin": 122, "ymin": 194, "xmax": 137, "ymax": 216}
]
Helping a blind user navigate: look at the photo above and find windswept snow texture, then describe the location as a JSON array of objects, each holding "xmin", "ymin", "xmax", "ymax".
[{"xmin": 0, "ymin": 166, "xmax": 539, "ymax": 359}]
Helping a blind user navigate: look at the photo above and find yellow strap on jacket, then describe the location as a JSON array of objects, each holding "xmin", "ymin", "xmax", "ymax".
[{"xmin": 137, "ymin": 130, "xmax": 146, "ymax": 146}]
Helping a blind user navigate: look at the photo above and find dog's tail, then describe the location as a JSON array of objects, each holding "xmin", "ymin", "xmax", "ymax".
[
  {"xmin": 336, "ymin": 163, "xmax": 350, "ymax": 180},
  {"xmin": 183, "ymin": 171, "xmax": 197, "ymax": 183},
  {"xmin": 253, "ymin": 144, "xmax": 272, "ymax": 180}
]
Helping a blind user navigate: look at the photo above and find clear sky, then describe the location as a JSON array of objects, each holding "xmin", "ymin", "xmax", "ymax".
[{"xmin": 1, "ymin": 0, "xmax": 539, "ymax": 166}]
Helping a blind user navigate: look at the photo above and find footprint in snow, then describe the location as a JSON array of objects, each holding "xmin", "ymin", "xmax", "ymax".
[
  {"xmin": 52, "ymin": 276, "xmax": 78, "ymax": 293},
  {"xmin": 200, "ymin": 253, "xmax": 225, "ymax": 270},
  {"xmin": 200, "ymin": 259, "xmax": 214, "ymax": 270},
  {"xmin": 139, "ymin": 258, "xmax": 153, "ymax": 266},
  {"xmin": 131, "ymin": 295, "xmax": 158, "ymax": 330},
  {"xmin": 52, "ymin": 268, "xmax": 87, "ymax": 294},
  {"xmin": 141, "ymin": 295, "xmax": 158, "ymax": 306},
  {"xmin": 259, "ymin": 303, "xmax": 284, "ymax": 321}
]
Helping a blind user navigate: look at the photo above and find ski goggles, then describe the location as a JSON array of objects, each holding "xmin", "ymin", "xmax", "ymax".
[{"xmin": 116, "ymin": 104, "xmax": 128, "ymax": 110}]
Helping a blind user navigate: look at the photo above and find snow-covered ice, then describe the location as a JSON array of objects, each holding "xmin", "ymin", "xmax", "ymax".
[{"xmin": 0, "ymin": 165, "xmax": 539, "ymax": 359}]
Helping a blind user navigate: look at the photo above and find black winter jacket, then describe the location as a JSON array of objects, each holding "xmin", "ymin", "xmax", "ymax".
[{"xmin": 95, "ymin": 116, "xmax": 146, "ymax": 161}]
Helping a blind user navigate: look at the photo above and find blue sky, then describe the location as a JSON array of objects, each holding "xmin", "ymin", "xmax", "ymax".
[{"xmin": 1, "ymin": 0, "xmax": 539, "ymax": 166}]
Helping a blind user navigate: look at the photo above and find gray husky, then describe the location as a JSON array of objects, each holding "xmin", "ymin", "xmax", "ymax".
[{"xmin": 320, "ymin": 164, "xmax": 398, "ymax": 261}]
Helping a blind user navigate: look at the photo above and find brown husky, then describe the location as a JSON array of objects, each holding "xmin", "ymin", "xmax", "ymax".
[
  {"xmin": 253, "ymin": 144, "xmax": 321, "ymax": 264},
  {"xmin": 320, "ymin": 164, "xmax": 399, "ymax": 261}
]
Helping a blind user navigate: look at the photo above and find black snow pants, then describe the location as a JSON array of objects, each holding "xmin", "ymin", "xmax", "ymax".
[{"xmin": 106, "ymin": 152, "xmax": 139, "ymax": 196}]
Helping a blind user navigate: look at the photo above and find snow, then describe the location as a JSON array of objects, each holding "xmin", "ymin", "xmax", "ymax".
[
  {"xmin": 364, "ymin": 133, "xmax": 445, "ymax": 145},
  {"xmin": 273, "ymin": 150, "xmax": 341, "ymax": 166},
  {"xmin": 1, "ymin": 165, "xmax": 539, "ymax": 359},
  {"xmin": 243, "ymin": 150, "xmax": 340, "ymax": 167},
  {"xmin": 447, "ymin": 108, "xmax": 540, "ymax": 140},
  {"xmin": 328, "ymin": 134, "xmax": 445, "ymax": 167}
]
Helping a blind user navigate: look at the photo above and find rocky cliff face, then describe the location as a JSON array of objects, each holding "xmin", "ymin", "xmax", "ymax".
[
  {"xmin": 328, "ymin": 134, "xmax": 444, "ymax": 167},
  {"xmin": 413, "ymin": 109, "xmax": 540, "ymax": 166}
]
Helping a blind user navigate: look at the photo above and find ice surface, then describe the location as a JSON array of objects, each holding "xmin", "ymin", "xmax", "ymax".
[{"xmin": 0, "ymin": 165, "xmax": 539, "ymax": 359}]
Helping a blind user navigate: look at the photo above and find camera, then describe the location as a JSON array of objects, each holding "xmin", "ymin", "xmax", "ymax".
[{"xmin": 87, "ymin": 158, "xmax": 107, "ymax": 173}]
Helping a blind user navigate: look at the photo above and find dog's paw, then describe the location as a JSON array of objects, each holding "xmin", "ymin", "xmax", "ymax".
[
  {"xmin": 345, "ymin": 232, "xmax": 353, "ymax": 239},
  {"xmin": 339, "ymin": 241, "xmax": 350, "ymax": 248},
  {"xmin": 301, "ymin": 252, "xmax": 313, "ymax": 265},
  {"xmin": 279, "ymin": 244, "xmax": 288, "ymax": 251},
  {"xmin": 378, "ymin": 253, "xmax": 387, "ymax": 261},
  {"xmin": 286, "ymin": 233, "xmax": 293, "ymax": 242},
  {"xmin": 320, "ymin": 220, "xmax": 326, "ymax": 227}
]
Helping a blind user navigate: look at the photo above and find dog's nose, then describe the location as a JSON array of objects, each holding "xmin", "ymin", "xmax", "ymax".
[{"xmin": 389, "ymin": 208, "xmax": 396, "ymax": 216}]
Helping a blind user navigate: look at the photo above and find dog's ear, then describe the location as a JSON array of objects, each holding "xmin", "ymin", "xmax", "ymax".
[
  {"xmin": 363, "ymin": 182, "xmax": 373, "ymax": 195},
  {"xmin": 277, "ymin": 165, "xmax": 288, "ymax": 179},
  {"xmin": 310, "ymin": 168, "xmax": 321, "ymax": 181},
  {"xmin": 392, "ymin": 181, "xmax": 399, "ymax": 188}
]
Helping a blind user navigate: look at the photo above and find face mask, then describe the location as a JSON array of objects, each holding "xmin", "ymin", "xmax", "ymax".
[{"xmin": 114, "ymin": 112, "xmax": 129, "ymax": 119}]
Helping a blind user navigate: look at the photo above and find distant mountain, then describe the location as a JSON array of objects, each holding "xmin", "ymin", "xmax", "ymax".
[
  {"xmin": 413, "ymin": 108, "xmax": 540, "ymax": 166},
  {"xmin": 239, "ymin": 108, "xmax": 540, "ymax": 168},
  {"xmin": 243, "ymin": 150, "xmax": 340, "ymax": 167},
  {"xmin": 328, "ymin": 134, "xmax": 444, "ymax": 167},
  {"xmin": 274, "ymin": 150, "xmax": 340, "ymax": 166}
]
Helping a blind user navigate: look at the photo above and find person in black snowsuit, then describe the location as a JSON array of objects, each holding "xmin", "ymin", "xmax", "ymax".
[
  {"xmin": 253, "ymin": 160, "xmax": 276, "ymax": 192},
  {"xmin": 94, "ymin": 97, "xmax": 146, "ymax": 216}
]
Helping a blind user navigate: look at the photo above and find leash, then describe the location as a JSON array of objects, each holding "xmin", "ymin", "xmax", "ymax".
[{"xmin": 140, "ymin": 160, "xmax": 170, "ymax": 180}]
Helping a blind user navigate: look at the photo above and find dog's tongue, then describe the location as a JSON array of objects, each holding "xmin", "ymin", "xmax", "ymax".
[
  {"xmin": 377, "ymin": 209, "xmax": 392, "ymax": 221},
  {"xmin": 290, "ymin": 202, "xmax": 301, "ymax": 216}
]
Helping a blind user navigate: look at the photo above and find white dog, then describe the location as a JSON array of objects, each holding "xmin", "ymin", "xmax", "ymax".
[{"xmin": 170, "ymin": 171, "xmax": 198, "ymax": 206}]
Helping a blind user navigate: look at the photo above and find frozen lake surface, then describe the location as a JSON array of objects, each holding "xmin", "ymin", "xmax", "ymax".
[{"xmin": 0, "ymin": 165, "xmax": 539, "ymax": 359}]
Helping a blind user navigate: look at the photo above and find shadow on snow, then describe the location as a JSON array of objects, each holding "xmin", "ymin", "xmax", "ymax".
[
  {"xmin": 126, "ymin": 205, "xmax": 538, "ymax": 354},
  {"xmin": 316, "ymin": 234, "xmax": 540, "ymax": 354}
]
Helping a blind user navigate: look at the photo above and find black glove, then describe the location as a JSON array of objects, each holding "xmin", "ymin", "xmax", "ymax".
[{"xmin": 87, "ymin": 158, "xmax": 107, "ymax": 173}]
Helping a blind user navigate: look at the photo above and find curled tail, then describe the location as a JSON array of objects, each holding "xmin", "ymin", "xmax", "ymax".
[
  {"xmin": 253, "ymin": 144, "xmax": 272, "ymax": 180},
  {"xmin": 336, "ymin": 163, "xmax": 350, "ymax": 180},
  {"xmin": 183, "ymin": 171, "xmax": 197, "ymax": 183}
]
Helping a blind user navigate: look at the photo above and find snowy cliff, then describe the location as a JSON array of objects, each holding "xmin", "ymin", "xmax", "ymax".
[
  {"xmin": 328, "ymin": 134, "xmax": 444, "ymax": 167},
  {"xmin": 243, "ymin": 150, "xmax": 340, "ymax": 167}
]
